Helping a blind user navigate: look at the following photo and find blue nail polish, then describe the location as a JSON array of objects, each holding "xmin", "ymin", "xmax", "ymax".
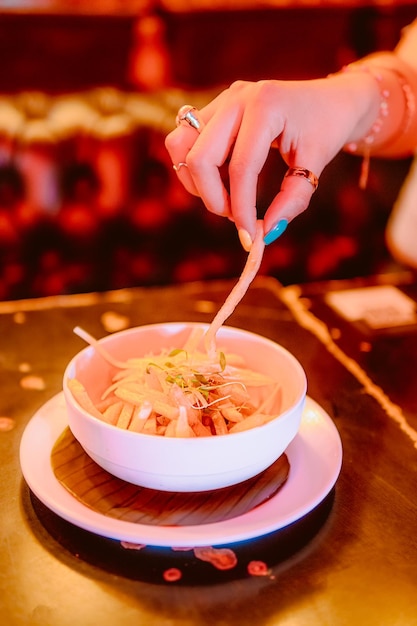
[{"xmin": 264, "ymin": 219, "xmax": 288, "ymax": 245}]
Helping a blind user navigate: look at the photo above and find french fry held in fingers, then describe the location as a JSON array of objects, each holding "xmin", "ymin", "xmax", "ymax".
[{"xmin": 204, "ymin": 220, "xmax": 265, "ymax": 358}]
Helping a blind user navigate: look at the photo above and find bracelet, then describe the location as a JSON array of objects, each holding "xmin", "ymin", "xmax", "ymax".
[
  {"xmin": 342, "ymin": 62, "xmax": 416, "ymax": 189},
  {"xmin": 343, "ymin": 65, "xmax": 388, "ymax": 188}
]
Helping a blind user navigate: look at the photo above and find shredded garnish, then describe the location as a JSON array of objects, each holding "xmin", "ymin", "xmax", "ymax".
[{"xmin": 73, "ymin": 326, "xmax": 129, "ymax": 369}]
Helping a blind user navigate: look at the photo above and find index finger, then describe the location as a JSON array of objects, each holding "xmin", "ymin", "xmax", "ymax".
[
  {"xmin": 171, "ymin": 98, "xmax": 247, "ymax": 220},
  {"xmin": 227, "ymin": 106, "xmax": 280, "ymax": 241}
]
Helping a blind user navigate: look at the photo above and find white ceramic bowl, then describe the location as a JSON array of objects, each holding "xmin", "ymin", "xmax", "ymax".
[{"xmin": 63, "ymin": 322, "xmax": 307, "ymax": 492}]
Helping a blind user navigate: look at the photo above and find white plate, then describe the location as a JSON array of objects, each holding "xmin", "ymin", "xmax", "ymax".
[{"xmin": 20, "ymin": 393, "xmax": 342, "ymax": 548}]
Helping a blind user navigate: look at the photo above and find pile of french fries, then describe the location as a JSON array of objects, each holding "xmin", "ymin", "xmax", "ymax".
[{"xmin": 67, "ymin": 348, "xmax": 282, "ymax": 438}]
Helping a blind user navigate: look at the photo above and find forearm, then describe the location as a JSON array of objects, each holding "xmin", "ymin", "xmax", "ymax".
[{"xmin": 342, "ymin": 21, "xmax": 417, "ymax": 161}]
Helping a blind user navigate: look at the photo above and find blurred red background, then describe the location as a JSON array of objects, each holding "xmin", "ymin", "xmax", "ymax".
[{"xmin": 0, "ymin": 0, "xmax": 415, "ymax": 300}]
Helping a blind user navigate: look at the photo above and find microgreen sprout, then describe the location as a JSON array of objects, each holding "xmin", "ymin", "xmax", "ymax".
[
  {"xmin": 146, "ymin": 362, "xmax": 165, "ymax": 374},
  {"xmin": 168, "ymin": 348, "xmax": 188, "ymax": 358}
]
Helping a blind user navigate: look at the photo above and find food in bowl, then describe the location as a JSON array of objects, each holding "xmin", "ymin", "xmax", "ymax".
[
  {"xmin": 63, "ymin": 323, "xmax": 307, "ymax": 492},
  {"xmin": 67, "ymin": 326, "xmax": 283, "ymax": 438}
]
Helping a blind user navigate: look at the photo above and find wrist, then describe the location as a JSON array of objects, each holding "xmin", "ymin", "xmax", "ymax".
[
  {"xmin": 335, "ymin": 69, "xmax": 383, "ymax": 147},
  {"xmin": 342, "ymin": 53, "xmax": 417, "ymax": 158},
  {"xmin": 334, "ymin": 53, "xmax": 417, "ymax": 188}
]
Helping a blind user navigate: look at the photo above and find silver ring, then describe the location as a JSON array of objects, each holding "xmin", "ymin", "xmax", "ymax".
[
  {"xmin": 173, "ymin": 162, "xmax": 188, "ymax": 172},
  {"xmin": 175, "ymin": 105, "xmax": 205, "ymax": 133},
  {"xmin": 284, "ymin": 167, "xmax": 319, "ymax": 192}
]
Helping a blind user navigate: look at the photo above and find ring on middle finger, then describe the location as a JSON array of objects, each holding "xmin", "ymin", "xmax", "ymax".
[{"xmin": 173, "ymin": 162, "xmax": 188, "ymax": 172}]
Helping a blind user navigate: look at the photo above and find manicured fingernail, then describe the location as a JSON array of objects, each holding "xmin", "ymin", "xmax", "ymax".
[
  {"xmin": 238, "ymin": 228, "xmax": 253, "ymax": 252},
  {"xmin": 264, "ymin": 219, "xmax": 288, "ymax": 245}
]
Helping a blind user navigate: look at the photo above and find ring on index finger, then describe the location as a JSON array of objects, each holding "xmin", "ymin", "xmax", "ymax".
[{"xmin": 175, "ymin": 105, "xmax": 205, "ymax": 133}]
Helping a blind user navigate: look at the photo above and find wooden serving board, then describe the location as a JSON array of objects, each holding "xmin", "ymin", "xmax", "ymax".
[{"xmin": 51, "ymin": 428, "xmax": 290, "ymax": 526}]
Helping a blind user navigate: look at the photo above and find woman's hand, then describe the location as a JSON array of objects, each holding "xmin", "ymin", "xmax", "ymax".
[{"xmin": 165, "ymin": 73, "xmax": 380, "ymax": 248}]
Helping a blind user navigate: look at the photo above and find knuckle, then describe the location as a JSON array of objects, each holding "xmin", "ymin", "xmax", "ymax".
[
  {"xmin": 253, "ymin": 80, "xmax": 280, "ymax": 106},
  {"xmin": 185, "ymin": 151, "xmax": 203, "ymax": 175},
  {"xmin": 228, "ymin": 80, "xmax": 249, "ymax": 94},
  {"xmin": 228, "ymin": 157, "xmax": 250, "ymax": 179},
  {"xmin": 164, "ymin": 131, "xmax": 181, "ymax": 152}
]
